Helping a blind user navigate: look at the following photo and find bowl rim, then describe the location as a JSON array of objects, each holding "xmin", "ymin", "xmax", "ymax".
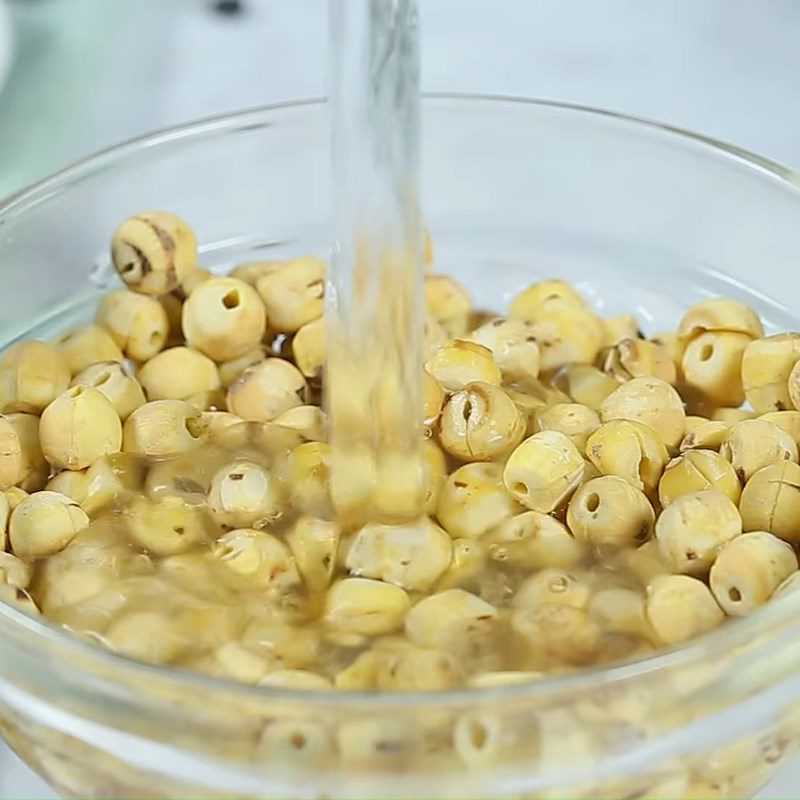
[
  {"xmin": 2, "ymin": 92, "xmax": 800, "ymax": 711},
  {"xmin": 2, "ymin": 92, "xmax": 797, "ymax": 222}
]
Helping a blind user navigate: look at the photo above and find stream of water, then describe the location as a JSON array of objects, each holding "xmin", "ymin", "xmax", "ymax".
[{"xmin": 326, "ymin": 0, "xmax": 425, "ymax": 526}]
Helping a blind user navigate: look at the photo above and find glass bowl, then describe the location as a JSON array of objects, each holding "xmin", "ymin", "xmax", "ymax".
[{"xmin": 2, "ymin": 95, "xmax": 800, "ymax": 799}]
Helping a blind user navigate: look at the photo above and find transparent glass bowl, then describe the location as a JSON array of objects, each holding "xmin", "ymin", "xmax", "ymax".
[{"xmin": 2, "ymin": 96, "xmax": 800, "ymax": 798}]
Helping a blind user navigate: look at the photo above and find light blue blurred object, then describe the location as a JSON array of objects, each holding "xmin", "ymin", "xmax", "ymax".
[
  {"xmin": 0, "ymin": 1, "xmax": 11, "ymax": 96},
  {"xmin": 0, "ymin": 0, "xmax": 153, "ymax": 197}
]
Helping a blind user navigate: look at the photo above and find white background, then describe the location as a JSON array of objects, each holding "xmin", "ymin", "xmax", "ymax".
[{"xmin": 1, "ymin": 0, "xmax": 800, "ymax": 796}]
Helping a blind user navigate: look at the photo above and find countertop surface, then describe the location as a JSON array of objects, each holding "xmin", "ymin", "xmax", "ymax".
[{"xmin": 2, "ymin": 0, "xmax": 800, "ymax": 796}]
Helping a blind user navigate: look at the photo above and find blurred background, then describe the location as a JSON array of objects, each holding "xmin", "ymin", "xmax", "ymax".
[
  {"xmin": 1, "ymin": 0, "xmax": 800, "ymax": 198},
  {"xmin": 1, "ymin": 1, "xmax": 799, "ymax": 797}
]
